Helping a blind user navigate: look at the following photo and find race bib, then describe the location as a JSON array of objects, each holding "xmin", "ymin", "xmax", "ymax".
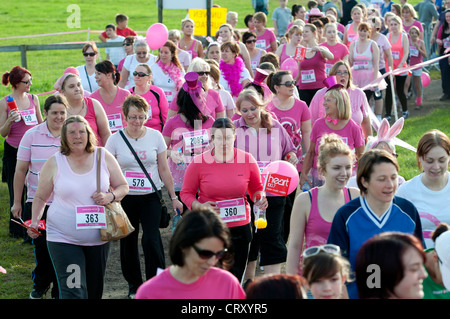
[
  {"xmin": 255, "ymin": 39, "xmax": 266, "ymax": 49},
  {"xmin": 392, "ymin": 51, "xmax": 400, "ymax": 60},
  {"xmin": 164, "ymin": 91, "xmax": 174, "ymax": 103},
  {"xmin": 182, "ymin": 129, "xmax": 209, "ymax": 151},
  {"xmin": 76, "ymin": 205, "xmax": 106, "ymax": 230},
  {"xmin": 125, "ymin": 171, "xmax": 152, "ymax": 192},
  {"xmin": 444, "ymin": 37, "xmax": 450, "ymax": 49},
  {"xmin": 217, "ymin": 198, "xmax": 247, "ymax": 224},
  {"xmin": 107, "ymin": 113, "xmax": 123, "ymax": 132},
  {"xmin": 325, "ymin": 63, "xmax": 333, "ymax": 76},
  {"xmin": 301, "ymin": 70, "xmax": 316, "ymax": 83},
  {"xmin": 410, "ymin": 46, "xmax": 419, "ymax": 57},
  {"xmin": 353, "ymin": 61, "xmax": 369, "ymax": 70},
  {"xmin": 20, "ymin": 108, "xmax": 38, "ymax": 126}
]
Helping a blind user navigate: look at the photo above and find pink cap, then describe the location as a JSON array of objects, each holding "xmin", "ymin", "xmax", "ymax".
[
  {"xmin": 309, "ymin": 8, "xmax": 324, "ymax": 17},
  {"xmin": 253, "ymin": 68, "xmax": 269, "ymax": 86},
  {"xmin": 323, "ymin": 76, "xmax": 344, "ymax": 92}
]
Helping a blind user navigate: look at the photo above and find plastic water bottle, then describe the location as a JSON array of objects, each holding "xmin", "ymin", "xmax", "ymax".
[
  {"xmin": 6, "ymin": 96, "xmax": 21, "ymax": 122},
  {"xmin": 253, "ymin": 194, "xmax": 267, "ymax": 229},
  {"xmin": 176, "ymin": 148, "xmax": 185, "ymax": 170},
  {"xmin": 172, "ymin": 209, "xmax": 182, "ymax": 235},
  {"xmin": 302, "ymin": 182, "xmax": 311, "ymax": 192}
]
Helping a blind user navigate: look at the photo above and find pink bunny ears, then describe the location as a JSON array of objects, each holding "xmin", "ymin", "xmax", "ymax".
[{"xmin": 369, "ymin": 117, "xmax": 417, "ymax": 152}]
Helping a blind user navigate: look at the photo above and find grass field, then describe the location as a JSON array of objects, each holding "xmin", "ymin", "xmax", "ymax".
[{"xmin": 0, "ymin": 0, "xmax": 447, "ymax": 299}]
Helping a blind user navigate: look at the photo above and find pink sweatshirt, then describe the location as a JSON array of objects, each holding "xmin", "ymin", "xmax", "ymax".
[
  {"xmin": 135, "ymin": 266, "xmax": 246, "ymax": 299},
  {"xmin": 180, "ymin": 148, "xmax": 263, "ymax": 228}
]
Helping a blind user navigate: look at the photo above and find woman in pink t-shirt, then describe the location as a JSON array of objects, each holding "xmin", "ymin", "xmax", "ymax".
[
  {"xmin": 127, "ymin": 63, "xmax": 169, "ymax": 132},
  {"xmin": 402, "ymin": 4, "xmax": 424, "ymax": 40},
  {"xmin": 0, "ymin": 66, "xmax": 43, "ymax": 238},
  {"xmin": 136, "ymin": 209, "xmax": 246, "ymax": 299},
  {"xmin": 300, "ymin": 83, "xmax": 365, "ymax": 188},
  {"xmin": 296, "ymin": 24, "xmax": 334, "ymax": 106},
  {"xmin": 180, "ymin": 117, "xmax": 267, "ymax": 283},
  {"xmin": 90, "ymin": 60, "xmax": 130, "ymax": 133},
  {"xmin": 286, "ymin": 133, "xmax": 360, "ymax": 275},
  {"xmin": 320, "ymin": 23, "xmax": 349, "ymax": 76},
  {"xmin": 58, "ymin": 73, "xmax": 111, "ymax": 146},
  {"xmin": 253, "ymin": 12, "xmax": 278, "ymax": 53}
]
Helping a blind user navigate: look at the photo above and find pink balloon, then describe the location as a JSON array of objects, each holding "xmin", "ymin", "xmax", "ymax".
[
  {"xmin": 280, "ymin": 58, "xmax": 299, "ymax": 80},
  {"xmin": 262, "ymin": 160, "xmax": 299, "ymax": 195},
  {"xmin": 146, "ymin": 23, "xmax": 168, "ymax": 51},
  {"xmin": 421, "ymin": 72, "xmax": 430, "ymax": 87}
]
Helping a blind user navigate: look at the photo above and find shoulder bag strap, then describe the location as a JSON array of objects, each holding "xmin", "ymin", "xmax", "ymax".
[
  {"xmin": 119, "ymin": 130, "xmax": 164, "ymax": 202},
  {"xmin": 84, "ymin": 66, "xmax": 93, "ymax": 92},
  {"xmin": 96, "ymin": 147, "xmax": 101, "ymax": 193}
]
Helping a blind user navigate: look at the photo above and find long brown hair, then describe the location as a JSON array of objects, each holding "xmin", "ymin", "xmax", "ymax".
[{"xmin": 235, "ymin": 89, "xmax": 273, "ymax": 133}]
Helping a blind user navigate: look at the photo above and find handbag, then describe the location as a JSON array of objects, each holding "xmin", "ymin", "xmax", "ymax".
[
  {"xmin": 119, "ymin": 130, "xmax": 171, "ymax": 228},
  {"xmin": 96, "ymin": 148, "xmax": 135, "ymax": 241}
]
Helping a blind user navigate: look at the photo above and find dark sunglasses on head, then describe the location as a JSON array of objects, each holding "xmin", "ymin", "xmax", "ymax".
[
  {"xmin": 192, "ymin": 244, "xmax": 227, "ymax": 260},
  {"xmin": 83, "ymin": 52, "xmax": 96, "ymax": 57},
  {"xmin": 133, "ymin": 71, "xmax": 150, "ymax": 77},
  {"xmin": 280, "ymin": 81, "xmax": 296, "ymax": 87},
  {"xmin": 246, "ymin": 39, "xmax": 257, "ymax": 44},
  {"xmin": 196, "ymin": 71, "xmax": 210, "ymax": 76}
]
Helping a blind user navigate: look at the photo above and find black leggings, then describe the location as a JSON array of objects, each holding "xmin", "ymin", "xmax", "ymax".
[
  {"xmin": 384, "ymin": 75, "xmax": 408, "ymax": 116},
  {"xmin": 120, "ymin": 193, "xmax": 165, "ymax": 293}
]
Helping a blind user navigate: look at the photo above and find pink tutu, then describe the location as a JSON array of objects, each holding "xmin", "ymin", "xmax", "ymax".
[{"xmin": 352, "ymin": 68, "xmax": 387, "ymax": 91}]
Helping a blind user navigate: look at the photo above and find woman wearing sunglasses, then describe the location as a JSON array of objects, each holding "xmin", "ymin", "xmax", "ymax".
[
  {"xmin": 309, "ymin": 61, "xmax": 373, "ymax": 140},
  {"xmin": 76, "ymin": 42, "xmax": 100, "ymax": 93},
  {"xmin": 1, "ymin": 66, "xmax": 43, "ymax": 239},
  {"xmin": 180, "ymin": 117, "xmax": 268, "ymax": 283},
  {"xmin": 328, "ymin": 149, "xmax": 424, "ymax": 299},
  {"xmin": 302, "ymin": 244, "xmax": 352, "ymax": 299},
  {"xmin": 267, "ymin": 70, "xmax": 311, "ymax": 241},
  {"xmin": 287, "ymin": 134, "xmax": 359, "ymax": 276},
  {"xmin": 243, "ymin": 31, "xmax": 267, "ymax": 75},
  {"xmin": 167, "ymin": 58, "xmax": 225, "ymax": 121},
  {"xmin": 135, "ymin": 209, "xmax": 245, "ymax": 299},
  {"xmin": 128, "ymin": 63, "xmax": 169, "ymax": 132},
  {"xmin": 118, "ymin": 37, "xmax": 157, "ymax": 90},
  {"xmin": 117, "ymin": 36, "xmax": 135, "ymax": 75},
  {"xmin": 90, "ymin": 60, "xmax": 130, "ymax": 134}
]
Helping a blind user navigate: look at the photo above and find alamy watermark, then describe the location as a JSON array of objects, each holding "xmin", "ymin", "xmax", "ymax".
[{"xmin": 67, "ymin": 4, "xmax": 81, "ymax": 28}]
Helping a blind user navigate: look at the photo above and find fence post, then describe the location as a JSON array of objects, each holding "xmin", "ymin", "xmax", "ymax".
[{"xmin": 20, "ymin": 45, "xmax": 27, "ymax": 69}]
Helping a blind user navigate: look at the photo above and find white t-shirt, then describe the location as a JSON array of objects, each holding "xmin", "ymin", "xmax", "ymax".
[
  {"xmin": 123, "ymin": 54, "xmax": 157, "ymax": 89},
  {"xmin": 105, "ymin": 36, "xmax": 126, "ymax": 66},
  {"xmin": 177, "ymin": 49, "xmax": 192, "ymax": 70},
  {"xmin": 151, "ymin": 63, "xmax": 185, "ymax": 104},
  {"xmin": 219, "ymin": 68, "xmax": 252, "ymax": 97},
  {"xmin": 105, "ymin": 128, "xmax": 167, "ymax": 195},
  {"xmin": 76, "ymin": 65, "xmax": 99, "ymax": 93},
  {"xmin": 218, "ymin": 88, "xmax": 236, "ymax": 111},
  {"xmin": 397, "ymin": 172, "xmax": 450, "ymax": 248}
]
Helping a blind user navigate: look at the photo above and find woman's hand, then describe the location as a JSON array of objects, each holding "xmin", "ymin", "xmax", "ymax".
[
  {"xmin": 285, "ymin": 152, "xmax": 299, "ymax": 165},
  {"xmin": 299, "ymin": 174, "xmax": 312, "ymax": 189},
  {"xmin": 254, "ymin": 194, "xmax": 268, "ymax": 210},
  {"xmin": 172, "ymin": 198, "xmax": 184, "ymax": 214},
  {"xmin": 92, "ymin": 191, "xmax": 113, "ymax": 206},
  {"xmin": 11, "ymin": 203, "xmax": 22, "ymax": 219},
  {"xmin": 199, "ymin": 201, "xmax": 219, "ymax": 213},
  {"xmin": 170, "ymin": 150, "xmax": 185, "ymax": 165},
  {"xmin": 27, "ymin": 222, "xmax": 41, "ymax": 239},
  {"xmin": 8, "ymin": 110, "xmax": 21, "ymax": 124}
]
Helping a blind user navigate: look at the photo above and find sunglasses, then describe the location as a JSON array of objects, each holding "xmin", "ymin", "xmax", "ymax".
[
  {"xmin": 246, "ymin": 39, "xmax": 257, "ymax": 44},
  {"xmin": 133, "ymin": 71, "xmax": 150, "ymax": 77},
  {"xmin": 20, "ymin": 78, "xmax": 32, "ymax": 85},
  {"xmin": 123, "ymin": 42, "xmax": 132, "ymax": 46},
  {"xmin": 280, "ymin": 81, "xmax": 296, "ymax": 87},
  {"xmin": 196, "ymin": 71, "xmax": 210, "ymax": 76},
  {"xmin": 302, "ymin": 244, "xmax": 340, "ymax": 259},
  {"xmin": 83, "ymin": 52, "xmax": 96, "ymax": 57},
  {"xmin": 192, "ymin": 244, "xmax": 227, "ymax": 260}
]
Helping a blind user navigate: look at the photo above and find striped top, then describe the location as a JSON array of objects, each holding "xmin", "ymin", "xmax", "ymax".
[{"xmin": 17, "ymin": 122, "xmax": 62, "ymax": 203}]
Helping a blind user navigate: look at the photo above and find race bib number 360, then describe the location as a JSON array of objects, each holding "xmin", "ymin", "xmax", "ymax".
[{"xmin": 217, "ymin": 198, "xmax": 246, "ymax": 224}]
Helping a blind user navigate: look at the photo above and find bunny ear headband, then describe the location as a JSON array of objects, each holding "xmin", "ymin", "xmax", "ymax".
[{"xmin": 369, "ymin": 109, "xmax": 417, "ymax": 152}]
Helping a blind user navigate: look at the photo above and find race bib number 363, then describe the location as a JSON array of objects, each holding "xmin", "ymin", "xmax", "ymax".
[{"xmin": 76, "ymin": 205, "xmax": 106, "ymax": 229}]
